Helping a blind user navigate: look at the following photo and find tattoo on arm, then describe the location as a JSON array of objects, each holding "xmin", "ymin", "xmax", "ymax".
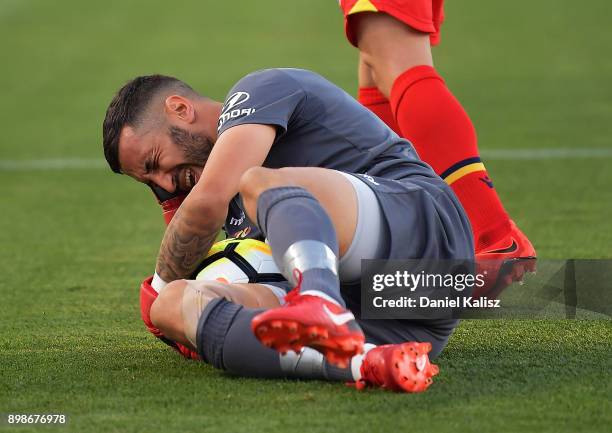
[{"xmin": 156, "ymin": 206, "xmax": 223, "ymax": 282}]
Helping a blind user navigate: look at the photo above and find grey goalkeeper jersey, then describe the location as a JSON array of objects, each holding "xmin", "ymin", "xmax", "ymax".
[
  {"xmin": 219, "ymin": 68, "xmax": 467, "ymax": 248},
  {"xmin": 218, "ymin": 68, "xmax": 435, "ymax": 180}
]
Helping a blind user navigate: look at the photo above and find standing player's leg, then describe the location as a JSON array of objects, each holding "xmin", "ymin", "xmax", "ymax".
[
  {"xmin": 357, "ymin": 54, "xmax": 401, "ymax": 135},
  {"xmin": 150, "ymin": 279, "xmax": 438, "ymax": 392},
  {"xmin": 342, "ymin": 2, "xmax": 535, "ymax": 264},
  {"xmin": 354, "ymin": 11, "xmax": 512, "ymax": 250}
]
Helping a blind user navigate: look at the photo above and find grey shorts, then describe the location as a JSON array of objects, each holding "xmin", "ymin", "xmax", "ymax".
[
  {"xmin": 339, "ymin": 171, "xmax": 473, "ymax": 357},
  {"xmin": 268, "ymin": 170, "xmax": 473, "ymax": 357},
  {"xmin": 341, "ymin": 171, "xmax": 474, "ymax": 262}
]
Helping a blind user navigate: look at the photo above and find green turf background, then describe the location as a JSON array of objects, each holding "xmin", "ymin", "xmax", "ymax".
[{"xmin": 0, "ymin": 0, "xmax": 610, "ymax": 432}]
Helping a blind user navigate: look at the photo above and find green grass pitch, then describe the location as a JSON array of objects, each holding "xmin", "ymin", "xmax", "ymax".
[{"xmin": 1, "ymin": 0, "xmax": 611, "ymax": 432}]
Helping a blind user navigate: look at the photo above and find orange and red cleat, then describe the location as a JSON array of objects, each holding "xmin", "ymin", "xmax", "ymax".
[
  {"xmin": 251, "ymin": 271, "xmax": 440, "ymax": 392},
  {"xmin": 354, "ymin": 342, "xmax": 439, "ymax": 393},
  {"xmin": 474, "ymin": 220, "xmax": 537, "ymax": 299},
  {"xmin": 251, "ymin": 289, "xmax": 365, "ymax": 369}
]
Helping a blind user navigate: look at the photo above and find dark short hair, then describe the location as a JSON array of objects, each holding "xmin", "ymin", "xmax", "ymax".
[{"xmin": 102, "ymin": 75, "xmax": 195, "ymax": 173}]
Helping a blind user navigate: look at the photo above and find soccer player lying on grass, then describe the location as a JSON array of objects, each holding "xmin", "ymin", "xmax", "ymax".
[{"xmin": 102, "ymin": 69, "xmax": 474, "ymax": 392}]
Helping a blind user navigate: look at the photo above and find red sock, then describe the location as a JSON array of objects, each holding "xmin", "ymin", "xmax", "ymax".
[
  {"xmin": 358, "ymin": 87, "xmax": 401, "ymax": 136},
  {"xmin": 389, "ymin": 65, "xmax": 510, "ymax": 251}
]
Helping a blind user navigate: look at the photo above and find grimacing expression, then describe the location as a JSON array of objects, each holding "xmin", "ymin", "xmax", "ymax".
[{"xmin": 118, "ymin": 125, "xmax": 213, "ymax": 194}]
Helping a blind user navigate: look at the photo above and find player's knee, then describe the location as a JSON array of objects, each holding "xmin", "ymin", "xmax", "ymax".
[
  {"xmin": 240, "ymin": 166, "xmax": 272, "ymax": 196},
  {"xmin": 180, "ymin": 280, "xmax": 231, "ymax": 348},
  {"xmin": 150, "ymin": 279, "xmax": 188, "ymax": 339},
  {"xmin": 239, "ymin": 167, "xmax": 294, "ymax": 218}
]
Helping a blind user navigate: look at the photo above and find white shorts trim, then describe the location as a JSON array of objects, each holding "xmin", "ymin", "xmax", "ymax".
[{"xmin": 337, "ymin": 172, "xmax": 388, "ymax": 283}]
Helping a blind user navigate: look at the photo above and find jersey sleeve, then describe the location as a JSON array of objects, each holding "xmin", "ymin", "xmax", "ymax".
[{"xmin": 217, "ymin": 69, "xmax": 306, "ymax": 137}]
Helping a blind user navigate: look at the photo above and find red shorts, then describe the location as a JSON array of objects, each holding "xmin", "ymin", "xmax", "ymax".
[{"xmin": 339, "ymin": 0, "xmax": 445, "ymax": 47}]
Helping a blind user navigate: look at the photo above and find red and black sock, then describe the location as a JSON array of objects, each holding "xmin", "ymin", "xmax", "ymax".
[
  {"xmin": 388, "ymin": 65, "xmax": 511, "ymax": 251},
  {"xmin": 358, "ymin": 87, "xmax": 401, "ymax": 135}
]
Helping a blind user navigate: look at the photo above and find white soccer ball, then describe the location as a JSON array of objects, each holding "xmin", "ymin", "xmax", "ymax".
[{"xmin": 195, "ymin": 238, "xmax": 285, "ymax": 284}]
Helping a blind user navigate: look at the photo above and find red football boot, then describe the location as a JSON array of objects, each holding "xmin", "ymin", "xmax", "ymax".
[
  {"xmin": 474, "ymin": 220, "xmax": 537, "ymax": 299},
  {"xmin": 251, "ymin": 271, "xmax": 365, "ymax": 368},
  {"xmin": 355, "ymin": 342, "xmax": 439, "ymax": 393}
]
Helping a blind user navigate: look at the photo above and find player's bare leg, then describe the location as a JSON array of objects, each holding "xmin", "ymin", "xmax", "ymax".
[
  {"xmin": 351, "ymin": 12, "xmax": 536, "ymax": 293},
  {"xmin": 239, "ymin": 167, "xmax": 359, "ymax": 256},
  {"xmin": 239, "ymin": 167, "xmax": 368, "ymax": 367},
  {"xmin": 357, "ymin": 53, "xmax": 402, "ymax": 134},
  {"xmin": 150, "ymin": 279, "xmax": 281, "ymax": 350},
  {"xmin": 353, "ymin": 12, "xmax": 433, "ymax": 97},
  {"xmin": 151, "ymin": 275, "xmax": 437, "ymax": 391},
  {"xmin": 151, "ymin": 279, "xmax": 340, "ymax": 378}
]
